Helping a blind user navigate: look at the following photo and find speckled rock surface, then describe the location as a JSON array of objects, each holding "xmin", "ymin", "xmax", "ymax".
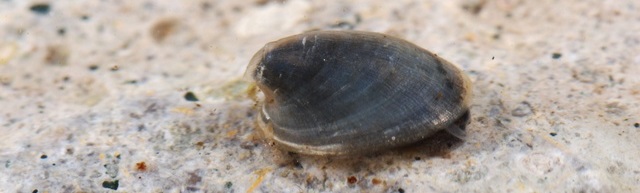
[{"xmin": 1, "ymin": 0, "xmax": 639, "ymax": 192}]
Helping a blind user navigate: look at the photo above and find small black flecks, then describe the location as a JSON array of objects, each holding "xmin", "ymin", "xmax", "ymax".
[
  {"xmin": 40, "ymin": 154, "xmax": 48, "ymax": 159},
  {"xmin": 224, "ymin": 181, "xmax": 233, "ymax": 189},
  {"xmin": 81, "ymin": 15, "xmax": 90, "ymax": 20},
  {"xmin": 634, "ymin": 123, "xmax": 639, "ymax": 128},
  {"xmin": 398, "ymin": 188, "xmax": 405, "ymax": 193},
  {"xmin": 293, "ymin": 160, "xmax": 303, "ymax": 169},
  {"xmin": 414, "ymin": 157, "xmax": 421, "ymax": 161},
  {"xmin": 29, "ymin": 3, "xmax": 51, "ymax": 15},
  {"xmin": 184, "ymin": 92, "xmax": 199, "ymax": 102},
  {"xmin": 552, "ymin": 53, "xmax": 562, "ymax": 59},
  {"xmin": 88, "ymin": 65, "xmax": 99, "ymax": 71},
  {"xmin": 550, "ymin": 132, "xmax": 557, "ymax": 137},
  {"xmin": 102, "ymin": 180, "xmax": 119, "ymax": 190},
  {"xmin": 492, "ymin": 56, "xmax": 495, "ymax": 60},
  {"xmin": 32, "ymin": 189, "xmax": 38, "ymax": 193}
]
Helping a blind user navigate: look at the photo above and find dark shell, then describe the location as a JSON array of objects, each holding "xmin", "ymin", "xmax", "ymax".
[{"xmin": 247, "ymin": 30, "xmax": 472, "ymax": 156}]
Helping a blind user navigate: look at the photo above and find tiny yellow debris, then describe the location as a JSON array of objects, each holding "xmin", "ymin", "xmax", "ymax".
[
  {"xmin": 172, "ymin": 107, "xmax": 194, "ymax": 115},
  {"xmin": 246, "ymin": 168, "xmax": 272, "ymax": 193},
  {"xmin": 0, "ymin": 43, "xmax": 18, "ymax": 65}
]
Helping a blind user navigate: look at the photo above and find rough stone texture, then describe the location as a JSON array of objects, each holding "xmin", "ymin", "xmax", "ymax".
[{"xmin": 1, "ymin": 0, "xmax": 638, "ymax": 192}]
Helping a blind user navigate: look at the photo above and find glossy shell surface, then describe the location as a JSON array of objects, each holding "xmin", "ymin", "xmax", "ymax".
[{"xmin": 247, "ymin": 31, "xmax": 472, "ymax": 156}]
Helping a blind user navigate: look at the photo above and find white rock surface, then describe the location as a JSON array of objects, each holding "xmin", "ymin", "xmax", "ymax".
[{"xmin": 1, "ymin": 0, "xmax": 639, "ymax": 192}]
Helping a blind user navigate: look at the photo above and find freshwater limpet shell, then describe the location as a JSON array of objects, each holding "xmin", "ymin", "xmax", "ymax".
[{"xmin": 247, "ymin": 30, "xmax": 472, "ymax": 156}]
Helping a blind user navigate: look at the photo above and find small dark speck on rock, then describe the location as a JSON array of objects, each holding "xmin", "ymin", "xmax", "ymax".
[
  {"xmin": 40, "ymin": 154, "xmax": 47, "ymax": 159},
  {"xmin": 29, "ymin": 3, "xmax": 51, "ymax": 15},
  {"xmin": 511, "ymin": 101, "xmax": 533, "ymax": 117},
  {"xmin": 492, "ymin": 56, "xmax": 495, "ymax": 60},
  {"xmin": 88, "ymin": 65, "xmax": 99, "ymax": 71},
  {"xmin": 135, "ymin": 162, "xmax": 147, "ymax": 171},
  {"xmin": 414, "ymin": 157, "xmax": 421, "ymax": 160},
  {"xmin": 398, "ymin": 188, "xmax": 405, "ymax": 193},
  {"xmin": 32, "ymin": 189, "xmax": 38, "ymax": 193},
  {"xmin": 552, "ymin": 53, "xmax": 562, "ymax": 59},
  {"xmin": 184, "ymin": 91, "xmax": 199, "ymax": 102},
  {"xmin": 45, "ymin": 45, "xmax": 69, "ymax": 66},
  {"xmin": 57, "ymin": 28, "xmax": 66, "ymax": 36},
  {"xmin": 347, "ymin": 176, "xmax": 357, "ymax": 184},
  {"xmin": 195, "ymin": 141, "xmax": 204, "ymax": 149},
  {"xmin": 201, "ymin": 2, "xmax": 212, "ymax": 10},
  {"xmin": 224, "ymin": 181, "xmax": 233, "ymax": 189},
  {"xmin": 461, "ymin": 1, "xmax": 486, "ymax": 15},
  {"xmin": 293, "ymin": 160, "xmax": 303, "ymax": 169},
  {"xmin": 634, "ymin": 123, "xmax": 639, "ymax": 128},
  {"xmin": 102, "ymin": 180, "xmax": 119, "ymax": 190},
  {"xmin": 371, "ymin": 178, "xmax": 382, "ymax": 185},
  {"xmin": 187, "ymin": 172, "xmax": 202, "ymax": 185},
  {"xmin": 150, "ymin": 19, "xmax": 178, "ymax": 43},
  {"xmin": 550, "ymin": 132, "xmax": 557, "ymax": 137}
]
